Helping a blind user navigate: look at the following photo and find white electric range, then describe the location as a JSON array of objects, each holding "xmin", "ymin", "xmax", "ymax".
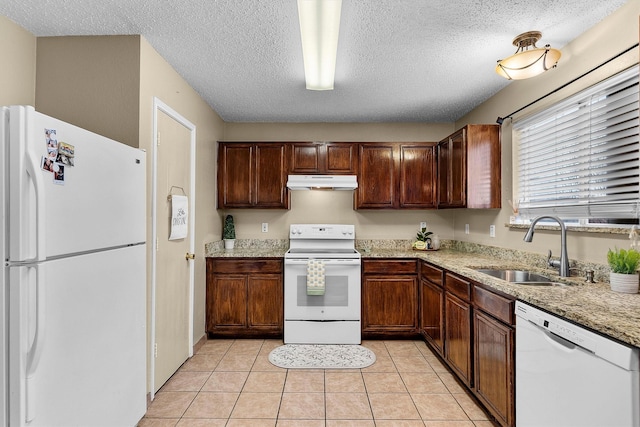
[{"xmin": 283, "ymin": 224, "xmax": 361, "ymax": 344}]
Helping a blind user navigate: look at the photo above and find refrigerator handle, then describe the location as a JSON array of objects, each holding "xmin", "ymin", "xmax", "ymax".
[
  {"xmin": 25, "ymin": 264, "xmax": 46, "ymax": 423},
  {"xmin": 25, "ymin": 149, "xmax": 46, "ymax": 262}
]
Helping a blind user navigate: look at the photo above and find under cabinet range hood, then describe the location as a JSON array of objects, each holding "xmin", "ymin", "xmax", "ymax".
[{"xmin": 286, "ymin": 174, "xmax": 358, "ymax": 190}]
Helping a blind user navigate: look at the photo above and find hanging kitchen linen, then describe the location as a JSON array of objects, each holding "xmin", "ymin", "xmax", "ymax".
[
  {"xmin": 168, "ymin": 195, "xmax": 188, "ymax": 240},
  {"xmin": 306, "ymin": 259, "xmax": 325, "ymax": 295}
]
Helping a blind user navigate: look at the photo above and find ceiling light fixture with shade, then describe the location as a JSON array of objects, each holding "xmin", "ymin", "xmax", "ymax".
[
  {"xmin": 297, "ymin": 0, "xmax": 342, "ymax": 90},
  {"xmin": 495, "ymin": 31, "xmax": 561, "ymax": 80}
]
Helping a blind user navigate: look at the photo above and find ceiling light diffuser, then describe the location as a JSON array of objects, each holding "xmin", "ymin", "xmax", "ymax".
[
  {"xmin": 496, "ymin": 31, "xmax": 561, "ymax": 80},
  {"xmin": 297, "ymin": 0, "xmax": 342, "ymax": 90}
]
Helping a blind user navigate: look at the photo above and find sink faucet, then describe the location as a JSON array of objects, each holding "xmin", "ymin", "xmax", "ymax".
[{"xmin": 523, "ymin": 215, "xmax": 570, "ymax": 277}]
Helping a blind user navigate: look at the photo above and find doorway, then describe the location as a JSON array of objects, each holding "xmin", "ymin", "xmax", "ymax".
[{"xmin": 151, "ymin": 98, "xmax": 196, "ymax": 394}]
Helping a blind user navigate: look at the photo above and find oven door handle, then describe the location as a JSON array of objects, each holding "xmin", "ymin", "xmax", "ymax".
[{"xmin": 284, "ymin": 258, "xmax": 361, "ymax": 266}]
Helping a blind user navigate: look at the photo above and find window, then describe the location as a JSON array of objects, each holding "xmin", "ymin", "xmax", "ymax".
[{"xmin": 514, "ymin": 66, "xmax": 639, "ymax": 223}]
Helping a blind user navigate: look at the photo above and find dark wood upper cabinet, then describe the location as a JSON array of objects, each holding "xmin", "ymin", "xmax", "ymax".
[
  {"xmin": 438, "ymin": 124, "xmax": 501, "ymax": 209},
  {"xmin": 355, "ymin": 143, "xmax": 397, "ymax": 209},
  {"xmin": 355, "ymin": 142, "xmax": 437, "ymax": 210},
  {"xmin": 288, "ymin": 142, "xmax": 357, "ymax": 174},
  {"xmin": 399, "ymin": 144, "xmax": 437, "ymax": 209},
  {"xmin": 217, "ymin": 142, "xmax": 289, "ymax": 209}
]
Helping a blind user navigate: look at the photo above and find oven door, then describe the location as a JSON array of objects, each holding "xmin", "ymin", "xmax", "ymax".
[{"xmin": 284, "ymin": 258, "xmax": 361, "ymax": 321}]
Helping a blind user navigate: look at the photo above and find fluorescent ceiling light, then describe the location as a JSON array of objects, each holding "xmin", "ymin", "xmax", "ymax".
[
  {"xmin": 297, "ymin": 0, "xmax": 342, "ymax": 90},
  {"xmin": 495, "ymin": 31, "xmax": 561, "ymax": 80}
]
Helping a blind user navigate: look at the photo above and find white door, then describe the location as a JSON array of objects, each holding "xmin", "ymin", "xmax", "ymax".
[{"xmin": 153, "ymin": 107, "xmax": 194, "ymax": 392}]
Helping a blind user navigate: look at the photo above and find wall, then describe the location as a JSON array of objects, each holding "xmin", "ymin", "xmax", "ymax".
[
  {"xmin": 454, "ymin": 0, "xmax": 640, "ymax": 265},
  {"xmin": 222, "ymin": 122, "xmax": 456, "ymax": 241},
  {"xmin": 138, "ymin": 36, "xmax": 224, "ymax": 351},
  {"xmin": 31, "ymin": 33, "xmax": 223, "ymax": 390},
  {"xmin": 35, "ymin": 36, "xmax": 141, "ymax": 148},
  {"xmin": 0, "ymin": 15, "xmax": 36, "ymax": 106}
]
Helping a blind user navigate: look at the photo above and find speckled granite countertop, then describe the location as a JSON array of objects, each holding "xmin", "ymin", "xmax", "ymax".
[
  {"xmin": 206, "ymin": 239, "xmax": 288, "ymax": 258},
  {"xmin": 363, "ymin": 247, "xmax": 640, "ymax": 348},
  {"xmin": 206, "ymin": 239, "xmax": 640, "ymax": 347}
]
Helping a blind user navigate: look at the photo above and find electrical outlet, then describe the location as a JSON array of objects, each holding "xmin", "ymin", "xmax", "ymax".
[
  {"xmin": 465, "ymin": 224, "xmax": 470, "ymax": 234},
  {"xmin": 490, "ymin": 225, "xmax": 496, "ymax": 237},
  {"xmin": 420, "ymin": 221, "xmax": 427, "ymax": 230},
  {"xmin": 262, "ymin": 223, "xmax": 268, "ymax": 232}
]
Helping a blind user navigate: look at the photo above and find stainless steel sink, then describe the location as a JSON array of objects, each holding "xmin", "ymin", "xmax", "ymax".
[{"xmin": 474, "ymin": 269, "xmax": 571, "ymax": 287}]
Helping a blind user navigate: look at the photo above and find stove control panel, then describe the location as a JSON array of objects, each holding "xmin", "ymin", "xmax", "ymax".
[{"xmin": 289, "ymin": 224, "xmax": 355, "ymax": 239}]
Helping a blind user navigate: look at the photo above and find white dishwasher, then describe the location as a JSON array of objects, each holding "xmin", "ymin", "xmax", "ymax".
[{"xmin": 516, "ymin": 301, "xmax": 640, "ymax": 427}]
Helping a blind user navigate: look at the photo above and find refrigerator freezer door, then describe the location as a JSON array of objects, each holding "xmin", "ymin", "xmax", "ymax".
[
  {"xmin": 8, "ymin": 245, "xmax": 146, "ymax": 426},
  {"xmin": 7, "ymin": 105, "xmax": 146, "ymax": 262}
]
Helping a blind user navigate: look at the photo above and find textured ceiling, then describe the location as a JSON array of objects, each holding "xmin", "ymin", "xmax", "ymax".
[{"xmin": 0, "ymin": 0, "xmax": 628, "ymax": 122}]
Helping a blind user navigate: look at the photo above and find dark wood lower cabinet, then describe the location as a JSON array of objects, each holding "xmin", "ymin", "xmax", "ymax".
[
  {"xmin": 420, "ymin": 261, "xmax": 444, "ymax": 356},
  {"xmin": 204, "ymin": 255, "xmax": 515, "ymax": 427},
  {"xmin": 444, "ymin": 291, "xmax": 473, "ymax": 387},
  {"xmin": 206, "ymin": 258, "xmax": 283, "ymax": 338},
  {"xmin": 474, "ymin": 310, "xmax": 515, "ymax": 427},
  {"xmin": 362, "ymin": 259, "xmax": 419, "ymax": 338}
]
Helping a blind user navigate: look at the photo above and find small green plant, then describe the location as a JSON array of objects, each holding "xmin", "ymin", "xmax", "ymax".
[
  {"xmin": 416, "ymin": 227, "xmax": 433, "ymax": 242},
  {"xmin": 607, "ymin": 247, "xmax": 640, "ymax": 274},
  {"xmin": 223, "ymin": 215, "xmax": 236, "ymax": 240}
]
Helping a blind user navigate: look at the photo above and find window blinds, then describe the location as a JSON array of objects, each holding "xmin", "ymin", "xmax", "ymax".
[{"xmin": 515, "ymin": 66, "xmax": 640, "ymax": 219}]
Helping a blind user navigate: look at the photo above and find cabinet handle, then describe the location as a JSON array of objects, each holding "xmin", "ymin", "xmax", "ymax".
[{"xmin": 185, "ymin": 252, "xmax": 196, "ymax": 260}]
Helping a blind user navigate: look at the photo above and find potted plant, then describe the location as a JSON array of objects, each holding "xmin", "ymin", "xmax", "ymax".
[
  {"xmin": 607, "ymin": 247, "xmax": 640, "ymax": 293},
  {"xmin": 412, "ymin": 227, "xmax": 433, "ymax": 250},
  {"xmin": 223, "ymin": 214, "xmax": 236, "ymax": 250}
]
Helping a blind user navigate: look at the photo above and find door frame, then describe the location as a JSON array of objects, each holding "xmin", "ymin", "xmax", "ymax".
[{"xmin": 150, "ymin": 97, "xmax": 196, "ymax": 398}]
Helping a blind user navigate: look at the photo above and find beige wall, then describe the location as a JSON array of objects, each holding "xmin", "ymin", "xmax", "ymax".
[
  {"xmin": 222, "ymin": 122, "xmax": 457, "ymax": 242},
  {"xmin": 0, "ymin": 15, "xmax": 36, "ymax": 106},
  {"xmin": 223, "ymin": 0, "xmax": 640, "ymax": 267},
  {"xmin": 27, "ymin": 31, "xmax": 223, "ymax": 388},
  {"xmin": 139, "ymin": 37, "xmax": 224, "ymax": 350},
  {"xmin": 35, "ymin": 36, "xmax": 141, "ymax": 148},
  {"xmin": 454, "ymin": 0, "xmax": 640, "ymax": 265}
]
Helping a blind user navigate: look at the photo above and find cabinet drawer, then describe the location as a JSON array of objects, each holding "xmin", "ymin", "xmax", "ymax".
[
  {"xmin": 445, "ymin": 273, "xmax": 471, "ymax": 301},
  {"xmin": 474, "ymin": 285, "xmax": 514, "ymax": 325},
  {"xmin": 208, "ymin": 258, "xmax": 283, "ymax": 274},
  {"xmin": 363, "ymin": 259, "xmax": 418, "ymax": 275},
  {"xmin": 421, "ymin": 262, "xmax": 443, "ymax": 287}
]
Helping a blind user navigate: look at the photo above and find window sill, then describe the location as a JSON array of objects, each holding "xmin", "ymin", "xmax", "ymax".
[{"xmin": 506, "ymin": 223, "xmax": 632, "ymax": 235}]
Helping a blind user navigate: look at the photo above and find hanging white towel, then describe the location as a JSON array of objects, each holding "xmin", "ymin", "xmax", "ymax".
[
  {"xmin": 169, "ymin": 195, "xmax": 188, "ymax": 240},
  {"xmin": 307, "ymin": 259, "xmax": 325, "ymax": 295}
]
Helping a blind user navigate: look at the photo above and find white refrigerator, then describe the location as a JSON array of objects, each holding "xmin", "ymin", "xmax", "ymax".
[{"xmin": 1, "ymin": 105, "xmax": 147, "ymax": 426}]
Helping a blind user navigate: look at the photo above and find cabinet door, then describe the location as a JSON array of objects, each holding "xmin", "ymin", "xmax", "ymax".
[
  {"xmin": 325, "ymin": 142, "xmax": 357, "ymax": 174},
  {"xmin": 209, "ymin": 275, "xmax": 247, "ymax": 329},
  {"xmin": 248, "ymin": 274, "xmax": 283, "ymax": 332},
  {"xmin": 474, "ymin": 310, "xmax": 514, "ymax": 427},
  {"xmin": 255, "ymin": 143, "xmax": 288, "ymax": 208},
  {"xmin": 466, "ymin": 125, "xmax": 501, "ymax": 209},
  {"xmin": 449, "ymin": 129, "xmax": 467, "ymax": 207},
  {"xmin": 218, "ymin": 144, "xmax": 253, "ymax": 208},
  {"xmin": 437, "ymin": 130, "xmax": 466, "ymax": 208},
  {"xmin": 356, "ymin": 144, "xmax": 397, "ymax": 209},
  {"xmin": 362, "ymin": 275, "xmax": 418, "ymax": 333},
  {"xmin": 445, "ymin": 292, "xmax": 472, "ymax": 386},
  {"xmin": 437, "ymin": 139, "xmax": 449, "ymax": 206},
  {"xmin": 399, "ymin": 144, "xmax": 437, "ymax": 208},
  {"xmin": 289, "ymin": 143, "xmax": 322, "ymax": 173},
  {"xmin": 420, "ymin": 278, "xmax": 444, "ymax": 355}
]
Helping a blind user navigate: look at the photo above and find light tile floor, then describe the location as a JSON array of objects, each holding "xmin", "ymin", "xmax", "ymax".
[{"xmin": 139, "ymin": 339, "xmax": 497, "ymax": 427}]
